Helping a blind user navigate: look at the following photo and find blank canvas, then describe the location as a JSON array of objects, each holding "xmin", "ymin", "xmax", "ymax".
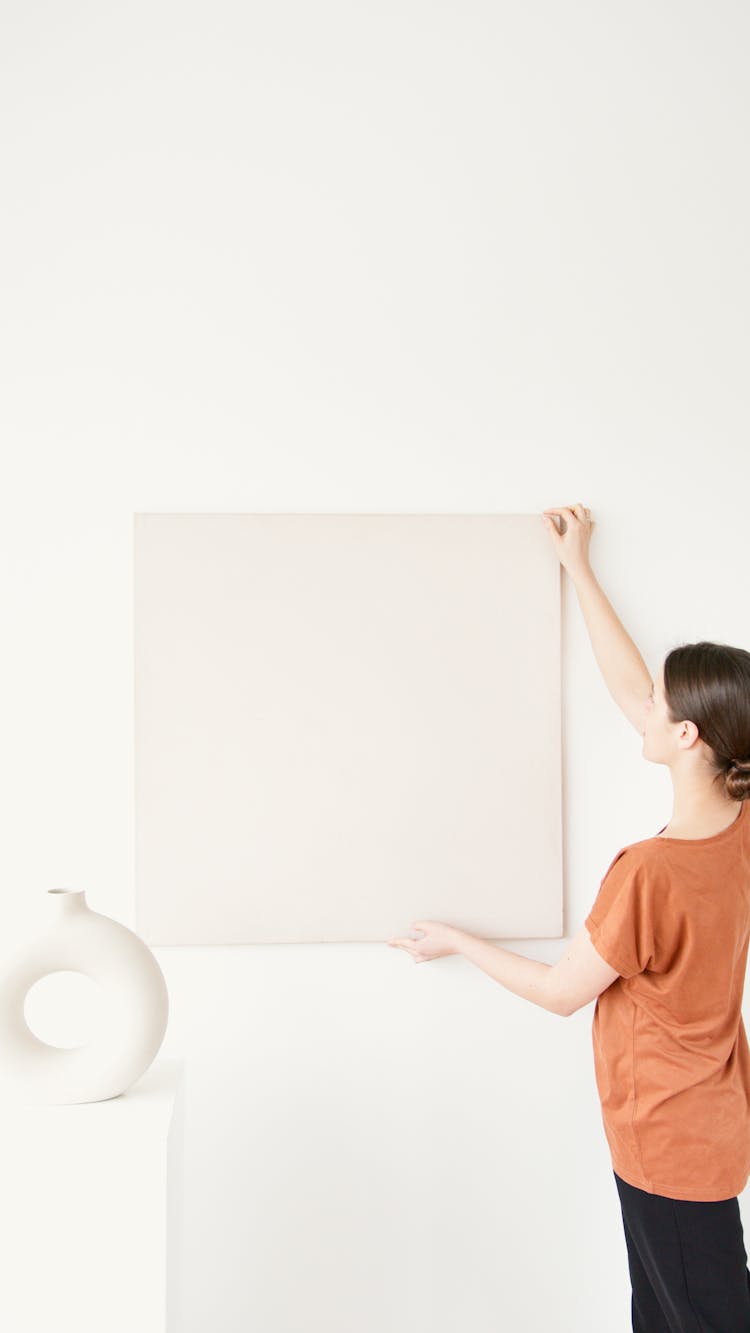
[{"xmin": 133, "ymin": 513, "xmax": 562, "ymax": 944}]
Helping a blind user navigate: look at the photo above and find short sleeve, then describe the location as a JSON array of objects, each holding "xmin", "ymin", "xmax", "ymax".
[{"xmin": 585, "ymin": 847, "xmax": 656, "ymax": 979}]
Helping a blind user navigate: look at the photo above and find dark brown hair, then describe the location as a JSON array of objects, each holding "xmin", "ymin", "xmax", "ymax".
[{"xmin": 663, "ymin": 641, "xmax": 750, "ymax": 801}]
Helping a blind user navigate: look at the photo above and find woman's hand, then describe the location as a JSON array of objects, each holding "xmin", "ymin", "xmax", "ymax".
[
  {"xmin": 387, "ymin": 920, "xmax": 459, "ymax": 962},
  {"xmin": 541, "ymin": 503, "xmax": 596, "ymax": 581}
]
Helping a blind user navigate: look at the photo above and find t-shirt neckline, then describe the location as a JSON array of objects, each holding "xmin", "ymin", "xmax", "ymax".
[{"xmin": 654, "ymin": 800, "xmax": 746, "ymax": 845}]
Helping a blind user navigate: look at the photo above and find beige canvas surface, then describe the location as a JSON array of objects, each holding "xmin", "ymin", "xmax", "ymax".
[{"xmin": 133, "ymin": 514, "xmax": 562, "ymax": 943}]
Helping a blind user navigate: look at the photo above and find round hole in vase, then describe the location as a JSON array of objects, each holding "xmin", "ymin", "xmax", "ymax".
[{"xmin": 24, "ymin": 969, "xmax": 106, "ymax": 1050}]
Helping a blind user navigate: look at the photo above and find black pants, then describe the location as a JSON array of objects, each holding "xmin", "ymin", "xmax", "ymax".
[{"xmin": 614, "ymin": 1171, "xmax": 750, "ymax": 1331}]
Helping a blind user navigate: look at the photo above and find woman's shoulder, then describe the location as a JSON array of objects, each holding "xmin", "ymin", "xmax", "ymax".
[{"xmin": 596, "ymin": 837, "xmax": 673, "ymax": 894}]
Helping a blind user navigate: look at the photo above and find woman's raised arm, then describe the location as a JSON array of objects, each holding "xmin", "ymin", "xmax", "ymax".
[{"xmin": 542, "ymin": 503, "xmax": 652, "ymax": 734}]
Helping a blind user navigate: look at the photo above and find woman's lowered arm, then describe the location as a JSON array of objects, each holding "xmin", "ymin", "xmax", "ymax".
[{"xmin": 389, "ymin": 919, "xmax": 621, "ymax": 1017}]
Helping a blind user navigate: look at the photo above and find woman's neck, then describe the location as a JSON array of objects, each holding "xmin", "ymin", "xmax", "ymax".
[{"xmin": 660, "ymin": 783, "xmax": 742, "ymax": 839}]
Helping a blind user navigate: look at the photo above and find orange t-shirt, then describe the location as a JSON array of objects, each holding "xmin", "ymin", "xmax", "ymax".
[{"xmin": 585, "ymin": 798, "xmax": 750, "ymax": 1202}]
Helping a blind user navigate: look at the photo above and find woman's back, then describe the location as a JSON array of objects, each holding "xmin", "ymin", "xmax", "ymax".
[{"xmin": 586, "ymin": 799, "xmax": 750, "ymax": 1201}]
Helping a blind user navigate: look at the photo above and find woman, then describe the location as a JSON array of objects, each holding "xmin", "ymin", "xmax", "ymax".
[{"xmin": 389, "ymin": 502, "xmax": 750, "ymax": 1332}]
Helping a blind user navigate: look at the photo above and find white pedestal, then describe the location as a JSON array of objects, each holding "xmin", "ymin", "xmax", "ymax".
[{"xmin": 0, "ymin": 1058, "xmax": 185, "ymax": 1333}]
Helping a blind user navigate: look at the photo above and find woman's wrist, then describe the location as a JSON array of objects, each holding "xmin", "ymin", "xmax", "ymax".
[{"xmin": 571, "ymin": 560, "xmax": 596, "ymax": 587}]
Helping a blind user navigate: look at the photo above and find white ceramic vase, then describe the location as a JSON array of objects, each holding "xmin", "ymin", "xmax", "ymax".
[{"xmin": 0, "ymin": 888, "xmax": 169, "ymax": 1105}]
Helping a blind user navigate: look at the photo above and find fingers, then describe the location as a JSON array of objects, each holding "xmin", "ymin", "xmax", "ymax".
[
  {"xmin": 389, "ymin": 939, "xmax": 423, "ymax": 961},
  {"xmin": 542, "ymin": 506, "xmax": 574, "ymax": 536},
  {"xmin": 542, "ymin": 504, "xmax": 593, "ymax": 524},
  {"xmin": 542, "ymin": 506, "xmax": 577, "ymax": 520}
]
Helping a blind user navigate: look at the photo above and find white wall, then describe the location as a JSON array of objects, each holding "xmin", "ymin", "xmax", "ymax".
[{"xmin": 2, "ymin": 3, "xmax": 749, "ymax": 1330}]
